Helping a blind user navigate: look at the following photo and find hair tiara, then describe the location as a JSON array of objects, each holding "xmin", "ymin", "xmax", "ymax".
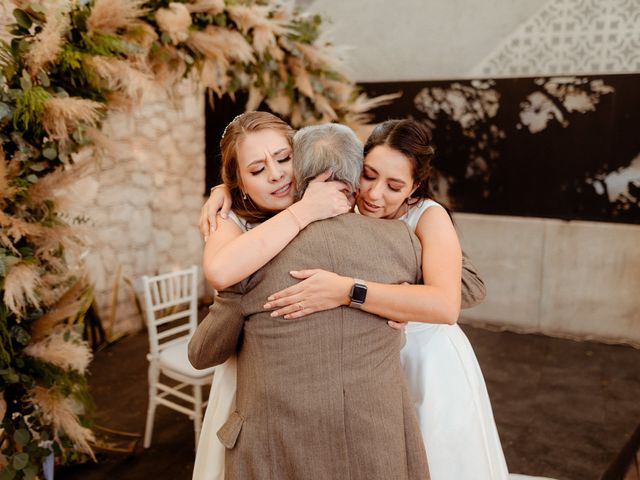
[{"xmin": 221, "ymin": 112, "xmax": 251, "ymax": 140}]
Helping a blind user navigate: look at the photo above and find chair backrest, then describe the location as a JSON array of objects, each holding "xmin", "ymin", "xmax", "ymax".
[{"xmin": 141, "ymin": 265, "xmax": 198, "ymax": 356}]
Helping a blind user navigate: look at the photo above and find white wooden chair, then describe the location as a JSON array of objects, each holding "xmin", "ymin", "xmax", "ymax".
[{"xmin": 141, "ymin": 265, "xmax": 214, "ymax": 449}]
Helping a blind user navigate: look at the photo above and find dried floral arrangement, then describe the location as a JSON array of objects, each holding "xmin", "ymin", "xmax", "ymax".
[{"xmin": 0, "ymin": 0, "xmax": 395, "ymax": 477}]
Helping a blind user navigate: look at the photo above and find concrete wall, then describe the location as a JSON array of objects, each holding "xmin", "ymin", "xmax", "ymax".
[{"xmin": 456, "ymin": 214, "xmax": 640, "ymax": 346}]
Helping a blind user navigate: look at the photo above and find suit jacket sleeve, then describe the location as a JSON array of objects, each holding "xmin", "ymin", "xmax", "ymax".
[
  {"xmin": 461, "ymin": 251, "xmax": 487, "ymax": 309},
  {"xmin": 188, "ymin": 283, "xmax": 245, "ymax": 369}
]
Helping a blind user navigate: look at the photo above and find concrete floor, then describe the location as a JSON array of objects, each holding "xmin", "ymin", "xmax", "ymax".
[{"xmin": 58, "ymin": 323, "xmax": 640, "ymax": 480}]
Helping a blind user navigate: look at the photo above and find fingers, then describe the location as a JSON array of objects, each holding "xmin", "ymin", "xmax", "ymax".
[
  {"xmin": 200, "ymin": 202, "xmax": 221, "ymax": 241},
  {"xmin": 269, "ymin": 299, "xmax": 305, "ymax": 317},
  {"xmin": 206, "ymin": 217, "xmax": 218, "ymax": 240},
  {"xmin": 199, "ymin": 209, "xmax": 211, "ymax": 240},
  {"xmin": 387, "ymin": 320, "xmax": 405, "ymax": 330},
  {"xmin": 266, "ymin": 284, "xmax": 303, "ymax": 303},
  {"xmin": 199, "ymin": 217, "xmax": 208, "ymax": 240},
  {"xmin": 288, "ymin": 269, "xmax": 318, "ymax": 279},
  {"xmin": 283, "ymin": 308, "xmax": 312, "ymax": 319},
  {"xmin": 211, "ymin": 215, "xmax": 221, "ymax": 236},
  {"xmin": 309, "ymin": 169, "xmax": 333, "ymax": 183},
  {"xmin": 221, "ymin": 196, "xmax": 232, "ymax": 219}
]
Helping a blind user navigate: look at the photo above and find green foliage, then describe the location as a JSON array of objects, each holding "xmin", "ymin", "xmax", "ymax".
[
  {"xmin": 1, "ymin": 1, "xmax": 364, "ymax": 477},
  {"xmin": 0, "ymin": 305, "xmax": 13, "ymax": 365},
  {"xmin": 12, "ymin": 85, "xmax": 51, "ymax": 137},
  {"xmin": 0, "ymin": 406, "xmax": 54, "ymax": 480},
  {"xmin": 54, "ymin": 44, "xmax": 105, "ymax": 101},
  {"xmin": 289, "ymin": 14, "xmax": 323, "ymax": 43},
  {"xmin": 81, "ymin": 32, "xmax": 141, "ymax": 58},
  {"xmin": 57, "ymin": 44, "xmax": 84, "ymax": 73}
]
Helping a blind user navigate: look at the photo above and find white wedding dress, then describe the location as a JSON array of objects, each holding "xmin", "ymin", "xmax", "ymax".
[
  {"xmin": 192, "ymin": 212, "xmax": 247, "ymax": 480},
  {"xmin": 193, "ymin": 206, "xmax": 548, "ymax": 480},
  {"xmin": 398, "ymin": 200, "xmax": 509, "ymax": 479}
]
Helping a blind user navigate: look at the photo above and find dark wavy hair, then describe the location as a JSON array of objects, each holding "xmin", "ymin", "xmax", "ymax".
[
  {"xmin": 363, "ymin": 119, "xmax": 451, "ymax": 213},
  {"xmin": 219, "ymin": 111, "xmax": 294, "ymax": 223}
]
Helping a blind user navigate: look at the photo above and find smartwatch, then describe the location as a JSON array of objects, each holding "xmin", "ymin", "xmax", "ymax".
[{"xmin": 349, "ymin": 279, "xmax": 368, "ymax": 308}]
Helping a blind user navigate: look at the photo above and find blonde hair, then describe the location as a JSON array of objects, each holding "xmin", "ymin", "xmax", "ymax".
[{"xmin": 219, "ymin": 111, "xmax": 294, "ymax": 222}]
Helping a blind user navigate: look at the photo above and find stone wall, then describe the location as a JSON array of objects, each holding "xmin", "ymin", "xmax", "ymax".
[
  {"xmin": 72, "ymin": 82, "xmax": 206, "ymax": 337},
  {"xmin": 1, "ymin": 5, "xmax": 207, "ymax": 336}
]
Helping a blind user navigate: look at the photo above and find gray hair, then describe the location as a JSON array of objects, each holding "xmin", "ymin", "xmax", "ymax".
[{"xmin": 292, "ymin": 123, "xmax": 363, "ymax": 198}]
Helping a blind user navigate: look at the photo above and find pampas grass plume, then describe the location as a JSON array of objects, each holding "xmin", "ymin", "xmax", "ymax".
[
  {"xmin": 188, "ymin": 26, "xmax": 255, "ymax": 66},
  {"xmin": 88, "ymin": 56, "xmax": 156, "ymax": 100},
  {"xmin": 43, "ymin": 96, "xmax": 103, "ymax": 141},
  {"xmin": 25, "ymin": 1, "xmax": 70, "ymax": 75},
  {"xmin": 0, "ymin": 147, "xmax": 18, "ymax": 205},
  {"xmin": 288, "ymin": 57, "xmax": 314, "ymax": 99},
  {"xmin": 25, "ymin": 327, "xmax": 93, "ymax": 374},
  {"xmin": 3, "ymin": 263, "xmax": 42, "ymax": 317},
  {"xmin": 0, "ymin": 210, "xmax": 46, "ymax": 244},
  {"xmin": 265, "ymin": 91, "xmax": 291, "ymax": 117},
  {"xmin": 245, "ymin": 84, "xmax": 264, "ymax": 112},
  {"xmin": 31, "ymin": 278, "xmax": 89, "ymax": 341},
  {"xmin": 186, "ymin": 0, "xmax": 225, "ymax": 15},
  {"xmin": 86, "ymin": 0, "xmax": 147, "ymax": 35},
  {"xmin": 29, "ymin": 386, "xmax": 96, "ymax": 459},
  {"xmin": 155, "ymin": 3, "xmax": 192, "ymax": 44}
]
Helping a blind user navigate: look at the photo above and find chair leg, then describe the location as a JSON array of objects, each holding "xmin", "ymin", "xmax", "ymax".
[
  {"xmin": 193, "ymin": 384, "xmax": 203, "ymax": 450},
  {"xmin": 143, "ymin": 364, "xmax": 160, "ymax": 448}
]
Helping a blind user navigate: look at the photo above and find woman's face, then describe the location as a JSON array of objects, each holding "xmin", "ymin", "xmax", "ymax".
[
  {"xmin": 236, "ymin": 129, "xmax": 295, "ymax": 212},
  {"xmin": 357, "ymin": 145, "xmax": 417, "ymax": 219}
]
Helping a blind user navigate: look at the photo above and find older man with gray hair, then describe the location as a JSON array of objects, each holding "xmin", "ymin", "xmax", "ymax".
[
  {"xmin": 292, "ymin": 122, "xmax": 363, "ymax": 199},
  {"xmin": 189, "ymin": 123, "xmax": 430, "ymax": 480}
]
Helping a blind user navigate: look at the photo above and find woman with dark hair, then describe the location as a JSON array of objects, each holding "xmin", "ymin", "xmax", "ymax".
[{"xmin": 198, "ymin": 117, "xmax": 509, "ymax": 480}]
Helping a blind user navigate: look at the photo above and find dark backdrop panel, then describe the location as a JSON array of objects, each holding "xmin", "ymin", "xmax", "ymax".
[
  {"xmin": 204, "ymin": 76, "xmax": 640, "ymax": 224},
  {"xmin": 360, "ymin": 75, "xmax": 640, "ymax": 224},
  {"xmin": 204, "ymin": 91, "xmax": 248, "ymax": 195}
]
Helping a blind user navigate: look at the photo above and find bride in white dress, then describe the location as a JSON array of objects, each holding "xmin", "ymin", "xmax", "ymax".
[
  {"xmin": 194, "ymin": 114, "xmax": 510, "ymax": 479},
  {"xmin": 397, "ymin": 199, "xmax": 508, "ymax": 479}
]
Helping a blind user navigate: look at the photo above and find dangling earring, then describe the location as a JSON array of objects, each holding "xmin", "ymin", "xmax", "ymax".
[{"xmin": 242, "ymin": 191, "xmax": 247, "ymax": 200}]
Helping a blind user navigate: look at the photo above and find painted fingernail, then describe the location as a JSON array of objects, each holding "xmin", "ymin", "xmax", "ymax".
[
  {"xmin": 267, "ymin": 296, "xmax": 274, "ymax": 301},
  {"xmin": 284, "ymin": 315, "xmax": 290, "ymax": 319},
  {"xmin": 270, "ymin": 311, "xmax": 278, "ymax": 317}
]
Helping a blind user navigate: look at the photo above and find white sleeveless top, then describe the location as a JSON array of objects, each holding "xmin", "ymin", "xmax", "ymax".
[
  {"xmin": 227, "ymin": 210, "xmax": 253, "ymax": 232},
  {"xmin": 397, "ymin": 199, "xmax": 441, "ymax": 231},
  {"xmin": 397, "ymin": 199, "xmax": 443, "ymax": 332}
]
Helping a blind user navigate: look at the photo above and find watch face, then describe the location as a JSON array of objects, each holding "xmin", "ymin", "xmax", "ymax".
[{"xmin": 351, "ymin": 284, "xmax": 367, "ymax": 303}]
